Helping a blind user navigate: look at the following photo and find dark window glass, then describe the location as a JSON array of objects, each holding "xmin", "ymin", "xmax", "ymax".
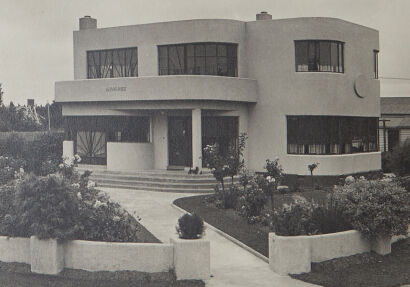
[
  {"xmin": 158, "ymin": 43, "xmax": 238, "ymax": 77},
  {"xmin": 87, "ymin": 47, "xmax": 138, "ymax": 79},
  {"xmin": 287, "ymin": 116, "xmax": 378, "ymax": 154},
  {"xmin": 65, "ymin": 116, "xmax": 150, "ymax": 143},
  {"xmin": 295, "ymin": 40, "xmax": 344, "ymax": 73}
]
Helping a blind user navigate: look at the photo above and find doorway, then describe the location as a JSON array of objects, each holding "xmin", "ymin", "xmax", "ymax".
[{"xmin": 168, "ymin": 117, "xmax": 192, "ymax": 167}]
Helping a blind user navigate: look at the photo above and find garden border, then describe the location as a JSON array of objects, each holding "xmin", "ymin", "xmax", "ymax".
[
  {"xmin": 0, "ymin": 235, "xmax": 210, "ymax": 280},
  {"xmin": 171, "ymin": 202, "xmax": 269, "ymax": 263}
]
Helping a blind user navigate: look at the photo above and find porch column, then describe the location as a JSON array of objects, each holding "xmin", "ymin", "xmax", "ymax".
[{"xmin": 192, "ymin": 108, "xmax": 202, "ymax": 169}]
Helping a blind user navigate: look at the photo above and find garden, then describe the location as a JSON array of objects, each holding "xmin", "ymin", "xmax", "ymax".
[{"xmin": 174, "ymin": 134, "xmax": 410, "ymax": 287}]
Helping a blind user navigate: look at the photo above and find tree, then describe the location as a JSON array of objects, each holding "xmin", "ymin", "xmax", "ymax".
[{"xmin": 0, "ymin": 83, "xmax": 4, "ymax": 106}]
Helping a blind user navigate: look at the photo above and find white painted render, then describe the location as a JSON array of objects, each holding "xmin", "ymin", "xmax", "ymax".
[{"xmin": 55, "ymin": 16, "xmax": 380, "ymax": 175}]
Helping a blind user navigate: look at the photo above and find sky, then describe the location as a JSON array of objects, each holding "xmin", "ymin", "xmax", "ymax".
[{"xmin": 1, "ymin": 0, "xmax": 410, "ymax": 105}]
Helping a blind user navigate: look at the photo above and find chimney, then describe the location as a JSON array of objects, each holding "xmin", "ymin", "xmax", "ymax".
[
  {"xmin": 27, "ymin": 99, "xmax": 34, "ymax": 107},
  {"xmin": 79, "ymin": 16, "xmax": 97, "ymax": 30},
  {"xmin": 256, "ymin": 11, "xmax": 272, "ymax": 20}
]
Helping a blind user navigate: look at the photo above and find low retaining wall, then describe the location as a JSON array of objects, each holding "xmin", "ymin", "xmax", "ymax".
[
  {"xmin": 65, "ymin": 240, "xmax": 173, "ymax": 273},
  {"xmin": 269, "ymin": 229, "xmax": 409, "ymax": 275},
  {"xmin": 0, "ymin": 235, "xmax": 209, "ymax": 280}
]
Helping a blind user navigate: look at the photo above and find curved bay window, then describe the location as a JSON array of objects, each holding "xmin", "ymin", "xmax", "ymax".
[
  {"xmin": 87, "ymin": 47, "xmax": 138, "ymax": 79},
  {"xmin": 287, "ymin": 116, "xmax": 378, "ymax": 155},
  {"xmin": 158, "ymin": 43, "xmax": 238, "ymax": 77},
  {"xmin": 295, "ymin": 40, "xmax": 344, "ymax": 73}
]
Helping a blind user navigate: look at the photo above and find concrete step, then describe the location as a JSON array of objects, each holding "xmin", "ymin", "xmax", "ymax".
[
  {"xmin": 92, "ymin": 177, "xmax": 217, "ymax": 189},
  {"xmin": 96, "ymin": 182, "xmax": 215, "ymax": 193},
  {"xmin": 76, "ymin": 166, "xmax": 239, "ymax": 193}
]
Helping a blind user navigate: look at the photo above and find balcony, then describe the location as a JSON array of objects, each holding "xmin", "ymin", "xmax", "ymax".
[{"xmin": 55, "ymin": 75, "xmax": 258, "ymax": 103}]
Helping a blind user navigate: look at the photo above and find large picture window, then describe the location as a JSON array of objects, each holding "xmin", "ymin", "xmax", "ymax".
[
  {"xmin": 87, "ymin": 47, "xmax": 138, "ymax": 79},
  {"xmin": 158, "ymin": 43, "xmax": 238, "ymax": 77},
  {"xmin": 287, "ymin": 116, "xmax": 378, "ymax": 155},
  {"xmin": 295, "ymin": 40, "xmax": 344, "ymax": 73}
]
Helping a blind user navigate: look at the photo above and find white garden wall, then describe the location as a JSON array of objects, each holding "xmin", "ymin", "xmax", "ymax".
[
  {"xmin": 0, "ymin": 235, "xmax": 209, "ymax": 280},
  {"xmin": 0, "ymin": 237, "xmax": 31, "ymax": 264},
  {"xmin": 269, "ymin": 229, "xmax": 410, "ymax": 275},
  {"xmin": 64, "ymin": 240, "xmax": 173, "ymax": 272}
]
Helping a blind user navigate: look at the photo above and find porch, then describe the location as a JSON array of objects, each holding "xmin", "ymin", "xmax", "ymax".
[{"xmin": 63, "ymin": 107, "xmax": 248, "ymax": 171}]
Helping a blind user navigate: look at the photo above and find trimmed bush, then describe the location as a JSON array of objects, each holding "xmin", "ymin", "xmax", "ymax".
[
  {"xmin": 176, "ymin": 213, "xmax": 205, "ymax": 239},
  {"xmin": 334, "ymin": 178, "xmax": 410, "ymax": 240}
]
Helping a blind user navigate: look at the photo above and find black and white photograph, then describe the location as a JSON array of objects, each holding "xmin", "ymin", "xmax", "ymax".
[{"xmin": 0, "ymin": 0, "xmax": 409, "ymax": 286}]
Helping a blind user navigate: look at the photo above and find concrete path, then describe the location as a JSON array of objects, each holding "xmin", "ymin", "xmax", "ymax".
[{"xmin": 102, "ymin": 187, "xmax": 319, "ymax": 287}]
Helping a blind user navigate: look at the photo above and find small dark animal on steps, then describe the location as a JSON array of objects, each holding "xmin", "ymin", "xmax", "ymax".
[{"xmin": 188, "ymin": 167, "xmax": 201, "ymax": 175}]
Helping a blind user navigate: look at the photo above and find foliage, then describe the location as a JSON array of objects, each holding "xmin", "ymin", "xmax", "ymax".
[
  {"xmin": 237, "ymin": 180, "xmax": 267, "ymax": 222},
  {"xmin": 381, "ymin": 151, "xmax": 392, "ymax": 173},
  {"xmin": 9, "ymin": 174, "xmax": 79, "ymax": 239},
  {"xmin": 0, "ymin": 132, "xmax": 63, "ymax": 175},
  {"xmin": 0, "ymin": 101, "xmax": 63, "ymax": 132},
  {"xmin": 271, "ymin": 195, "xmax": 351, "ymax": 236},
  {"xmin": 203, "ymin": 133, "xmax": 247, "ymax": 208},
  {"xmin": 333, "ymin": 177, "xmax": 410, "ymax": 240},
  {"xmin": 0, "ymin": 169, "xmax": 142, "ymax": 242},
  {"xmin": 214, "ymin": 185, "xmax": 240, "ymax": 209},
  {"xmin": 0, "ymin": 156, "xmax": 26, "ymax": 185},
  {"xmin": 176, "ymin": 213, "xmax": 205, "ymax": 239},
  {"xmin": 262, "ymin": 159, "xmax": 283, "ymax": 211},
  {"xmin": 387, "ymin": 140, "xmax": 410, "ymax": 176}
]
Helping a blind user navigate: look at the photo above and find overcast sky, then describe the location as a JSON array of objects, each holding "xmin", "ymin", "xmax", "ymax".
[{"xmin": 1, "ymin": 0, "xmax": 409, "ymax": 105}]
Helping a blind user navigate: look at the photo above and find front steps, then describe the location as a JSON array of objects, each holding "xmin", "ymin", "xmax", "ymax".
[{"xmin": 76, "ymin": 165, "xmax": 238, "ymax": 193}]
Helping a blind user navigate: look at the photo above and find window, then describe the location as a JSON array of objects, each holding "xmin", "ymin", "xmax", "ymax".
[
  {"xmin": 287, "ymin": 116, "xmax": 378, "ymax": 155},
  {"xmin": 158, "ymin": 43, "xmax": 238, "ymax": 77},
  {"xmin": 87, "ymin": 47, "xmax": 138, "ymax": 79},
  {"xmin": 374, "ymin": 49, "xmax": 379, "ymax": 79},
  {"xmin": 64, "ymin": 116, "xmax": 150, "ymax": 143},
  {"xmin": 295, "ymin": 40, "xmax": 344, "ymax": 73}
]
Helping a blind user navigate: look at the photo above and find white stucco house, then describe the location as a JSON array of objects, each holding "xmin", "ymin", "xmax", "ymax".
[{"xmin": 55, "ymin": 12, "xmax": 381, "ymax": 176}]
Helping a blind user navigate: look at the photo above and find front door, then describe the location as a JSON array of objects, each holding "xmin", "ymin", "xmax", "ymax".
[{"xmin": 168, "ymin": 117, "xmax": 192, "ymax": 167}]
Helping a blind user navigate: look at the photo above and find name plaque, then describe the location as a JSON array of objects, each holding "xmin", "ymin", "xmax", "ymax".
[{"xmin": 106, "ymin": 87, "xmax": 127, "ymax": 92}]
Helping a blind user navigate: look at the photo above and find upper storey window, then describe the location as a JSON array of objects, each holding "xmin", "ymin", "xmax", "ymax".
[
  {"xmin": 158, "ymin": 43, "xmax": 238, "ymax": 77},
  {"xmin": 87, "ymin": 47, "xmax": 138, "ymax": 79},
  {"xmin": 295, "ymin": 40, "xmax": 344, "ymax": 73}
]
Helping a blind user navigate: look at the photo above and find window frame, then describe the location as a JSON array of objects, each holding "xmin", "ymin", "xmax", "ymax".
[
  {"xmin": 294, "ymin": 40, "xmax": 344, "ymax": 73},
  {"xmin": 157, "ymin": 42, "xmax": 238, "ymax": 77},
  {"xmin": 86, "ymin": 47, "xmax": 138, "ymax": 79}
]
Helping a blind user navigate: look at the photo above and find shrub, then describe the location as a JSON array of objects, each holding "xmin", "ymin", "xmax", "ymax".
[
  {"xmin": 237, "ymin": 180, "xmax": 267, "ymax": 222},
  {"xmin": 13, "ymin": 174, "xmax": 79, "ymax": 239},
  {"xmin": 334, "ymin": 178, "xmax": 410, "ymax": 240},
  {"xmin": 271, "ymin": 194, "xmax": 352, "ymax": 236},
  {"xmin": 0, "ymin": 156, "xmax": 26, "ymax": 185},
  {"xmin": 388, "ymin": 140, "xmax": 410, "ymax": 176},
  {"xmin": 176, "ymin": 213, "xmax": 205, "ymax": 239},
  {"xmin": 214, "ymin": 184, "xmax": 240, "ymax": 209},
  {"xmin": 381, "ymin": 151, "xmax": 392, "ymax": 173},
  {"xmin": 0, "ymin": 170, "xmax": 142, "ymax": 242}
]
